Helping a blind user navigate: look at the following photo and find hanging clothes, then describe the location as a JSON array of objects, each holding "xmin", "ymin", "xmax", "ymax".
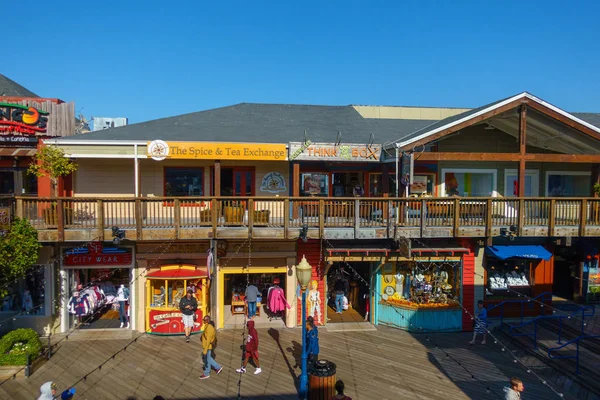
[{"xmin": 268, "ymin": 287, "xmax": 290, "ymax": 313}]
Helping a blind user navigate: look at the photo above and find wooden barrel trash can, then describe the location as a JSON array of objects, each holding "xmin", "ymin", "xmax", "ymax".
[{"xmin": 309, "ymin": 360, "xmax": 336, "ymax": 400}]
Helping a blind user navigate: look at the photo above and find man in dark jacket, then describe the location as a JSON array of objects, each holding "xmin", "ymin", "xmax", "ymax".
[
  {"xmin": 306, "ymin": 317, "xmax": 319, "ymax": 372},
  {"xmin": 179, "ymin": 289, "xmax": 198, "ymax": 342},
  {"xmin": 236, "ymin": 320, "xmax": 262, "ymax": 375}
]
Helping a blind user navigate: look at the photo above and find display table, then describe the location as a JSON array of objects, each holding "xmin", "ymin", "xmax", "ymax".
[
  {"xmin": 145, "ymin": 264, "xmax": 209, "ymax": 336},
  {"xmin": 231, "ymin": 299, "xmax": 262, "ymax": 316},
  {"xmin": 376, "ymin": 302, "xmax": 462, "ymax": 332}
]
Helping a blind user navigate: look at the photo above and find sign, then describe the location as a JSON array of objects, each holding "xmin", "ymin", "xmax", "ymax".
[
  {"xmin": 0, "ymin": 135, "xmax": 38, "ymax": 146},
  {"xmin": 64, "ymin": 242, "xmax": 133, "ymax": 266},
  {"xmin": 259, "ymin": 172, "xmax": 287, "ymax": 193},
  {"xmin": 147, "ymin": 140, "xmax": 287, "ymax": 161},
  {"xmin": 0, "ymin": 207, "xmax": 10, "ymax": 231},
  {"xmin": 0, "ymin": 103, "xmax": 48, "ymax": 135},
  {"xmin": 289, "ymin": 142, "xmax": 381, "ymax": 162},
  {"xmin": 588, "ymin": 265, "xmax": 600, "ymax": 297},
  {"xmin": 148, "ymin": 309, "xmax": 202, "ymax": 334}
]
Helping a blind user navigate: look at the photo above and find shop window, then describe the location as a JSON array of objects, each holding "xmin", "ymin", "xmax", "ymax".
[
  {"xmin": 0, "ymin": 171, "xmax": 14, "ymax": 195},
  {"xmin": 545, "ymin": 172, "xmax": 590, "ymax": 197},
  {"xmin": 164, "ymin": 168, "xmax": 204, "ymax": 197},
  {"xmin": 369, "ymin": 173, "xmax": 396, "ymax": 197},
  {"xmin": 149, "ymin": 280, "xmax": 167, "ymax": 307},
  {"xmin": 22, "ymin": 172, "xmax": 38, "ymax": 196},
  {"xmin": 1, "ymin": 267, "xmax": 46, "ymax": 316},
  {"xmin": 504, "ymin": 170, "xmax": 539, "ymax": 197},
  {"xmin": 167, "ymin": 280, "xmax": 186, "ymax": 308},
  {"xmin": 301, "ymin": 173, "xmax": 329, "ymax": 196},
  {"xmin": 410, "ymin": 174, "xmax": 435, "ymax": 196},
  {"xmin": 381, "ymin": 262, "xmax": 461, "ymax": 309},
  {"xmin": 442, "ymin": 169, "xmax": 496, "ymax": 197},
  {"xmin": 485, "ymin": 258, "xmax": 532, "ymax": 298}
]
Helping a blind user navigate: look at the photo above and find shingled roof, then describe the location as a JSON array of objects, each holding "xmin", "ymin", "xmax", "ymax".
[
  {"xmin": 64, "ymin": 103, "xmax": 438, "ymax": 144},
  {"xmin": 0, "ymin": 74, "xmax": 39, "ymax": 98}
]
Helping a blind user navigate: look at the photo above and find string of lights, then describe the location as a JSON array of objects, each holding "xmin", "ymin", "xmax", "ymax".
[{"xmin": 322, "ymin": 238, "xmax": 504, "ymax": 398}]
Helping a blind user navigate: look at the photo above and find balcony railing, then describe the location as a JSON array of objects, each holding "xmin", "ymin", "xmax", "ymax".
[{"xmin": 9, "ymin": 196, "xmax": 600, "ymax": 241}]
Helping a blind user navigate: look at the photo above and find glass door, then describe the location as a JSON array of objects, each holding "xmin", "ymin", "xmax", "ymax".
[{"xmin": 234, "ymin": 169, "xmax": 255, "ymax": 196}]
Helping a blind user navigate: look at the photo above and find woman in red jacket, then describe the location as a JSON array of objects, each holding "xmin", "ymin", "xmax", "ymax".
[{"xmin": 236, "ymin": 320, "xmax": 262, "ymax": 375}]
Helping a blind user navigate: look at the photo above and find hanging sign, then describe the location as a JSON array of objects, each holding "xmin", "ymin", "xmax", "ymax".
[
  {"xmin": 0, "ymin": 103, "xmax": 49, "ymax": 135},
  {"xmin": 259, "ymin": 172, "xmax": 287, "ymax": 193},
  {"xmin": 289, "ymin": 142, "xmax": 381, "ymax": 162},
  {"xmin": 147, "ymin": 140, "xmax": 287, "ymax": 161},
  {"xmin": 63, "ymin": 242, "xmax": 133, "ymax": 266}
]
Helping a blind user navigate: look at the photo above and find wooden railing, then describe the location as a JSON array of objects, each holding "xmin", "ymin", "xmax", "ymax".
[{"xmin": 9, "ymin": 196, "xmax": 600, "ymax": 241}]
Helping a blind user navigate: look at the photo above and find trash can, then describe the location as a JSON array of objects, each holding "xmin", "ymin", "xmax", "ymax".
[{"xmin": 308, "ymin": 360, "xmax": 336, "ymax": 400}]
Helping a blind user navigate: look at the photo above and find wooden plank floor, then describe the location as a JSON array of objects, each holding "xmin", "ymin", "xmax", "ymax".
[{"xmin": 0, "ymin": 326, "xmax": 567, "ymax": 400}]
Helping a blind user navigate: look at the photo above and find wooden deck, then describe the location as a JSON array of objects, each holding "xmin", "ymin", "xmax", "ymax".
[{"xmin": 0, "ymin": 326, "xmax": 568, "ymax": 400}]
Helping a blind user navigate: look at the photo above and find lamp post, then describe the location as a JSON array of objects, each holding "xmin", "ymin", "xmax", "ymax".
[{"xmin": 295, "ymin": 255, "xmax": 312, "ymax": 399}]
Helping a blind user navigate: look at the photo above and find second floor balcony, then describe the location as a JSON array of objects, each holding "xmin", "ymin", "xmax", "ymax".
[{"xmin": 9, "ymin": 196, "xmax": 600, "ymax": 242}]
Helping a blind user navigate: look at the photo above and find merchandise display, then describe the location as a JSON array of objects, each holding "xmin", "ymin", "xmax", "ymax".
[{"xmin": 485, "ymin": 258, "xmax": 531, "ymax": 297}]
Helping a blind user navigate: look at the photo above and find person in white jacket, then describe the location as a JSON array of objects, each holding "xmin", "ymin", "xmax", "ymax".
[
  {"xmin": 38, "ymin": 381, "xmax": 57, "ymax": 400},
  {"xmin": 503, "ymin": 377, "xmax": 524, "ymax": 399}
]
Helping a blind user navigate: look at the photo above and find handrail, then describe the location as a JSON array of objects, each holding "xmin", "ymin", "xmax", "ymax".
[
  {"xmin": 508, "ymin": 305, "xmax": 595, "ymax": 350},
  {"xmin": 548, "ymin": 334, "xmax": 600, "ymax": 375},
  {"xmin": 486, "ymin": 292, "xmax": 553, "ymax": 326}
]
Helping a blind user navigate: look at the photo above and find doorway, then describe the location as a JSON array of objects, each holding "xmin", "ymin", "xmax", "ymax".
[
  {"xmin": 215, "ymin": 167, "xmax": 255, "ymax": 196},
  {"xmin": 331, "ymin": 172, "xmax": 364, "ymax": 197},
  {"xmin": 326, "ymin": 262, "xmax": 371, "ymax": 323},
  {"xmin": 553, "ymin": 247, "xmax": 579, "ymax": 301}
]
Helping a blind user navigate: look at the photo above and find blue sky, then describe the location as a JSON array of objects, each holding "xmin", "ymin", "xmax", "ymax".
[{"xmin": 3, "ymin": 0, "xmax": 600, "ymax": 123}]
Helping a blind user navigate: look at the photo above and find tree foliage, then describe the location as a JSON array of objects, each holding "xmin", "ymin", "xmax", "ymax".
[
  {"xmin": 27, "ymin": 145, "xmax": 77, "ymax": 197},
  {"xmin": 0, "ymin": 218, "xmax": 41, "ymax": 296}
]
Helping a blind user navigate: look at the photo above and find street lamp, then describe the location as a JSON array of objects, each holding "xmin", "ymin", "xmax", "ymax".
[{"xmin": 295, "ymin": 255, "xmax": 312, "ymax": 399}]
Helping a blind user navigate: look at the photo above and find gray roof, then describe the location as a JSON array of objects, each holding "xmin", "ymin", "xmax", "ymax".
[
  {"xmin": 65, "ymin": 103, "xmax": 437, "ymax": 144},
  {"xmin": 0, "ymin": 74, "xmax": 39, "ymax": 97},
  {"xmin": 573, "ymin": 112, "xmax": 600, "ymax": 128}
]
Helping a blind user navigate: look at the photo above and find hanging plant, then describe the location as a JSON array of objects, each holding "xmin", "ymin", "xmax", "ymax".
[{"xmin": 593, "ymin": 183, "xmax": 600, "ymax": 197}]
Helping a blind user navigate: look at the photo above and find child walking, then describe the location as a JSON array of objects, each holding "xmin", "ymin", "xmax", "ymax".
[
  {"xmin": 469, "ymin": 300, "xmax": 488, "ymax": 345},
  {"xmin": 236, "ymin": 320, "xmax": 262, "ymax": 375}
]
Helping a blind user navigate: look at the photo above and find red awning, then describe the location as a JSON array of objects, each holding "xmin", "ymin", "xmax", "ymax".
[{"xmin": 146, "ymin": 267, "xmax": 208, "ymax": 279}]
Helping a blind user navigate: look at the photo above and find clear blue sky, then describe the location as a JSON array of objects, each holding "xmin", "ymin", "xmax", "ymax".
[{"xmin": 4, "ymin": 0, "xmax": 600, "ymax": 123}]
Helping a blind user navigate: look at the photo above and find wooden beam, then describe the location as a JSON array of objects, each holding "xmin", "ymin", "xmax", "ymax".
[
  {"xmin": 518, "ymin": 105, "xmax": 527, "ymax": 197},
  {"xmin": 399, "ymin": 98, "xmax": 526, "ymax": 151},
  {"xmin": 416, "ymin": 152, "xmax": 600, "ymax": 163},
  {"xmin": 214, "ymin": 161, "xmax": 221, "ymax": 197}
]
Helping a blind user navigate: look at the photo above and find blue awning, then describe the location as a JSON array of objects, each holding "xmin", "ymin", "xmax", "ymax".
[{"xmin": 485, "ymin": 245, "xmax": 552, "ymax": 261}]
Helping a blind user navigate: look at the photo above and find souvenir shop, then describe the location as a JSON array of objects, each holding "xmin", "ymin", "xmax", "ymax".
[
  {"xmin": 60, "ymin": 242, "xmax": 135, "ymax": 332},
  {"xmin": 326, "ymin": 262, "xmax": 371, "ymax": 323},
  {"xmin": 373, "ymin": 248, "xmax": 470, "ymax": 332},
  {"xmin": 145, "ymin": 264, "xmax": 209, "ymax": 335},
  {"xmin": 216, "ymin": 240, "xmax": 297, "ymax": 329}
]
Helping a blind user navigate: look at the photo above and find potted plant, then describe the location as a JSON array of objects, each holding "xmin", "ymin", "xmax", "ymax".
[{"xmin": 0, "ymin": 328, "xmax": 43, "ymax": 379}]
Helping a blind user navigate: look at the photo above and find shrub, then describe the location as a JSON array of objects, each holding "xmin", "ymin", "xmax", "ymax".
[{"xmin": 0, "ymin": 328, "xmax": 42, "ymax": 366}]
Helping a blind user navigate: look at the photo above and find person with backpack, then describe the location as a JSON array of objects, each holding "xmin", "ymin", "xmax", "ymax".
[{"xmin": 333, "ymin": 380, "xmax": 352, "ymax": 400}]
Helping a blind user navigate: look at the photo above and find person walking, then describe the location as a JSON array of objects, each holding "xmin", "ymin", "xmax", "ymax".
[
  {"xmin": 236, "ymin": 320, "xmax": 262, "ymax": 375},
  {"xmin": 179, "ymin": 289, "xmax": 198, "ymax": 343},
  {"xmin": 306, "ymin": 316, "xmax": 319, "ymax": 372},
  {"xmin": 245, "ymin": 283, "xmax": 260, "ymax": 319},
  {"xmin": 199, "ymin": 315, "xmax": 223, "ymax": 379},
  {"xmin": 333, "ymin": 279, "xmax": 345, "ymax": 314},
  {"xmin": 37, "ymin": 381, "xmax": 57, "ymax": 400},
  {"xmin": 333, "ymin": 380, "xmax": 352, "ymax": 400},
  {"xmin": 504, "ymin": 377, "xmax": 524, "ymax": 399},
  {"xmin": 469, "ymin": 300, "xmax": 488, "ymax": 345}
]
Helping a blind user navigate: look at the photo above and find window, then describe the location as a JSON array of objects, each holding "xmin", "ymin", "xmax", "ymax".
[
  {"xmin": 545, "ymin": 171, "xmax": 591, "ymax": 197},
  {"xmin": 504, "ymin": 170, "xmax": 539, "ymax": 197},
  {"xmin": 369, "ymin": 173, "xmax": 396, "ymax": 196},
  {"xmin": 164, "ymin": 168, "xmax": 203, "ymax": 196},
  {"xmin": 301, "ymin": 173, "xmax": 329, "ymax": 196},
  {"xmin": 1, "ymin": 266, "xmax": 47, "ymax": 316},
  {"xmin": 442, "ymin": 169, "xmax": 496, "ymax": 197}
]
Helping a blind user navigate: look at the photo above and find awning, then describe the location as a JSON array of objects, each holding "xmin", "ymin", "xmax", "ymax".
[
  {"xmin": 146, "ymin": 266, "xmax": 208, "ymax": 279},
  {"xmin": 485, "ymin": 245, "xmax": 552, "ymax": 261},
  {"xmin": 0, "ymin": 148, "xmax": 37, "ymax": 157}
]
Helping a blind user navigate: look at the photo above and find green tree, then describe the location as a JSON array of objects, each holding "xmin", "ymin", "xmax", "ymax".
[
  {"xmin": 27, "ymin": 145, "xmax": 77, "ymax": 198},
  {"xmin": 0, "ymin": 218, "xmax": 41, "ymax": 297}
]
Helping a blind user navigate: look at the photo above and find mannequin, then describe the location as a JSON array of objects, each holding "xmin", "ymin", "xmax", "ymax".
[
  {"xmin": 395, "ymin": 272, "xmax": 405, "ymax": 298},
  {"xmin": 307, "ymin": 280, "xmax": 321, "ymax": 325},
  {"xmin": 22, "ymin": 290, "xmax": 33, "ymax": 313},
  {"xmin": 116, "ymin": 284, "xmax": 130, "ymax": 328}
]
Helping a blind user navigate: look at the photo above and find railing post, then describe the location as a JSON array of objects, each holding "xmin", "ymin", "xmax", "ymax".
[
  {"xmin": 96, "ymin": 200, "xmax": 104, "ymax": 241},
  {"xmin": 319, "ymin": 200, "xmax": 325, "ymax": 239},
  {"xmin": 25, "ymin": 354, "xmax": 31, "ymax": 377},
  {"xmin": 548, "ymin": 199, "xmax": 556, "ymax": 237},
  {"xmin": 518, "ymin": 198, "xmax": 525, "ymax": 237},
  {"xmin": 354, "ymin": 199, "xmax": 360, "ymax": 239},
  {"xmin": 16, "ymin": 197, "xmax": 23, "ymax": 219},
  {"xmin": 284, "ymin": 198, "xmax": 290, "ymax": 240},
  {"xmin": 557, "ymin": 319, "xmax": 563, "ymax": 344},
  {"xmin": 174, "ymin": 199, "xmax": 181, "ymax": 239},
  {"xmin": 580, "ymin": 199, "xmax": 587, "ymax": 237},
  {"xmin": 576, "ymin": 341, "xmax": 581, "ymax": 375},
  {"xmin": 533, "ymin": 322, "xmax": 538, "ymax": 350},
  {"xmin": 211, "ymin": 199, "xmax": 218, "ymax": 238},
  {"xmin": 453, "ymin": 198, "xmax": 460, "ymax": 237},
  {"xmin": 485, "ymin": 199, "xmax": 493, "ymax": 238},
  {"xmin": 420, "ymin": 199, "xmax": 426, "ymax": 237},
  {"xmin": 47, "ymin": 335, "xmax": 52, "ymax": 360},
  {"xmin": 387, "ymin": 200, "xmax": 393, "ymax": 239},
  {"xmin": 56, "ymin": 199, "xmax": 64, "ymax": 242},
  {"xmin": 248, "ymin": 199, "xmax": 254, "ymax": 238},
  {"xmin": 135, "ymin": 199, "xmax": 142, "ymax": 241}
]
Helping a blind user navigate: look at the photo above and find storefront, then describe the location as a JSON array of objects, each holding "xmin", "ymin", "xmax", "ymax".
[
  {"xmin": 216, "ymin": 240, "xmax": 297, "ymax": 329},
  {"xmin": 145, "ymin": 264, "xmax": 209, "ymax": 335},
  {"xmin": 59, "ymin": 242, "xmax": 135, "ymax": 332},
  {"xmin": 483, "ymin": 244, "xmax": 553, "ymax": 317}
]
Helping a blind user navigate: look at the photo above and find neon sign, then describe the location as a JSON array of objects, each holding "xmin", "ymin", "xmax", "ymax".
[{"xmin": 0, "ymin": 102, "xmax": 49, "ymax": 135}]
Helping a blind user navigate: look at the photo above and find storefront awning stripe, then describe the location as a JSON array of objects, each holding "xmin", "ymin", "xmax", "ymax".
[
  {"xmin": 485, "ymin": 245, "xmax": 552, "ymax": 261},
  {"xmin": 146, "ymin": 267, "xmax": 208, "ymax": 279}
]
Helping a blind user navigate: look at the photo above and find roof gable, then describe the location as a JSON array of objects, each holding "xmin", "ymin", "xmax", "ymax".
[{"xmin": 0, "ymin": 74, "xmax": 39, "ymax": 98}]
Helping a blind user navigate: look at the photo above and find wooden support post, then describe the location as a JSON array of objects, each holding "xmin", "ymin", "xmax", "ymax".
[
  {"xmin": 453, "ymin": 198, "xmax": 460, "ymax": 237},
  {"xmin": 16, "ymin": 198, "xmax": 23, "ymax": 219},
  {"xmin": 173, "ymin": 199, "xmax": 181, "ymax": 239},
  {"xmin": 211, "ymin": 199, "xmax": 218, "ymax": 238},
  {"xmin": 518, "ymin": 105, "xmax": 527, "ymax": 199},
  {"xmin": 96, "ymin": 200, "xmax": 104, "ymax": 240},
  {"xmin": 135, "ymin": 199, "xmax": 142, "ymax": 240},
  {"xmin": 292, "ymin": 162, "xmax": 300, "ymax": 219},
  {"xmin": 354, "ymin": 199, "xmax": 360, "ymax": 239},
  {"xmin": 420, "ymin": 199, "xmax": 426, "ymax": 238},
  {"xmin": 518, "ymin": 198, "xmax": 525, "ymax": 237},
  {"xmin": 580, "ymin": 199, "xmax": 587, "ymax": 237},
  {"xmin": 247, "ymin": 199, "xmax": 254, "ymax": 238},
  {"xmin": 284, "ymin": 198, "xmax": 290, "ymax": 239},
  {"xmin": 485, "ymin": 199, "xmax": 493, "ymax": 238},
  {"xmin": 214, "ymin": 161, "xmax": 221, "ymax": 197},
  {"xmin": 548, "ymin": 199, "xmax": 556, "ymax": 237},
  {"xmin": 56, "ymin": 199, "xmax": 64, "ymax": 242},
  {"xmin": 319, "ymin": 199, "xmax": 325, "ymax": 239}
]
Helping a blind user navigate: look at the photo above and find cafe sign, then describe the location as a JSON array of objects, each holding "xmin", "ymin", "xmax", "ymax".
[
  {"xmin": 147, "ymin": 140, "xmax": 287, "ymax": 161},
  {"xmin": 0, "ymin": 102, "xmax": 49, "ymax": 135},
  {"xmin": 289, "ymin": 142, "xmax": 381, "ymax": 162}
]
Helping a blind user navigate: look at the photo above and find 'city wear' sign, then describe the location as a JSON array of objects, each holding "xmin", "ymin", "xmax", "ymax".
[
  {"xmin": 0, "ymin": 103, "xmax": 49, "ymax": 135},
  {"xmin": 289, "ymin": 142, "xmax": 381, "ymax": 162},
  {"xmin": 147, "ymin": 140, "xmax": 287, "ymax": 161},
  {"xmin": 64, "ymin": 242, "xmax": 133, "ymax": 266}
]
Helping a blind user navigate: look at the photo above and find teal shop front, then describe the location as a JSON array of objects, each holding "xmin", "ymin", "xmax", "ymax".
[{"xmin": 373, "ymin": 254, "xmax": 466, "ymax": 332}]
